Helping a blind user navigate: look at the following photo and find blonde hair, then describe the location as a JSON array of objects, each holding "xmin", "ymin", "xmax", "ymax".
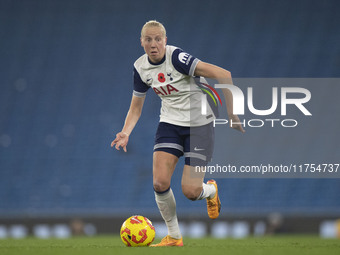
[{"xmin": 141, "ymin": 20, "xmax": 167, "ymax": 38}]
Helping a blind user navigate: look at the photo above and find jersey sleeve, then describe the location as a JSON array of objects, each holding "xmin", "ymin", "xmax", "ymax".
[
  {"xmin": 171, "ymin": 48, "xmax": 200, "ymax": 77},
  {"xmin": 133, "ymin": 67, "xmax": 150, "ymax": 97}
]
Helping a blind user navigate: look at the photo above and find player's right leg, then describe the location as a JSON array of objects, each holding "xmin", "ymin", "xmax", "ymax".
[
  {"xmin": 152, "ymin": 151, "xmax": 177, "ymax": 193},
  {"xmin": 150, "ymin": 122, "xmax": 187, "ymax": 247},
  {"xmin": 151, "ymin": 151, "xmax": 183, "ymax": 247}
]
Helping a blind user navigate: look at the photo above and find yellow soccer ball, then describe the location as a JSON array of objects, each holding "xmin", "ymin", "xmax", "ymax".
[{"xmin": 120, "ymin": 215, "xmax": 156, "ymax": 247}]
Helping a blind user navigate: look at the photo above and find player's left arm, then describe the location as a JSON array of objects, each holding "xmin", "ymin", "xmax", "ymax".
[{"xmin": 194, "ymin": 61, "xmax": 245, "ymax": 133}]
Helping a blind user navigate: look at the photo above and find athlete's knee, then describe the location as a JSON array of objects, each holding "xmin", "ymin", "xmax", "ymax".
[
  {"xmin": 153, "ymin": 180, "xmax": 170, "ymax": 193},
  {"xmin": 182, "ymin": 184, "xmax": 202, "ymax": 201}
]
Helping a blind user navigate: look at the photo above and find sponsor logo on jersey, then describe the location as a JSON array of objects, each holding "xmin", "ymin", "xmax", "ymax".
[
  {"xmin": 146, "ymin": 74, "xmax": 153, "ymax": 85},
  {"xmin": 153, "ymin": 84, "xmax": 179, "ymax": 96},
  {"xmin": 178, "ymin": 52, "xmax": 192, "ymax": 65}
]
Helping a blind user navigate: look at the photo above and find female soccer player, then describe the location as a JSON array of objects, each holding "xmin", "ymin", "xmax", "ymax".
[{"xmin": 111, "ymin": 20, "xmax": 244, "ymax": 247}]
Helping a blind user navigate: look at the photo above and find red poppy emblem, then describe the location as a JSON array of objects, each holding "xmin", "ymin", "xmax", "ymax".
[{"xmin": 158, "ymin": 73, "xmax": 166, "ymax": 83}]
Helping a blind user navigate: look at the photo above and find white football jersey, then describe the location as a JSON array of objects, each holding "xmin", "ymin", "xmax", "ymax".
[{"xmin": 133, "ymin": 45, "xmax": 215, "ymax": 127}]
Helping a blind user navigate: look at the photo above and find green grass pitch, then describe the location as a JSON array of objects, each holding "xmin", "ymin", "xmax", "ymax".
[{"xmin": 0, "ymin": 235, "xmax": 339, "ymax": 255}]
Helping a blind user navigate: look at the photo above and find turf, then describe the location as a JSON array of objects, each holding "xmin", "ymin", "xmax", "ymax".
[{"xmin": 0, "ymin": 235, "xmax": 339, "ymax": 255}]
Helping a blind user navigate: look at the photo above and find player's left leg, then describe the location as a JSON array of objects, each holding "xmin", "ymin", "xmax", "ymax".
[
  {"xmin": 181, "ymin": 165, "xmax": 221, "ymax": 219},
  {"xmin": 181, "ymin": 164, "xmax": 216, "ymax": 201},
  {"xmin": 181, "ymin": 164, "xmax": 206, "ymax": 200},
  {"xmin": 181, "ymin": 122, "xmax": 221, "ymax": 219}
]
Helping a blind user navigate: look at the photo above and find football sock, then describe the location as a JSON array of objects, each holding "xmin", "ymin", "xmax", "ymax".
[
  {"xmin": 154, "ymin": 188, "xmax": 182, "ymax": 239},
  {"xmin": 196, "ymin": 182, "xmax": 216, "ymax": 200}
]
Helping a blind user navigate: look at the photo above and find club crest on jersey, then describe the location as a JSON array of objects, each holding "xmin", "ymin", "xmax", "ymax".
[
  {"xmin": 153, "ymin": 84, "xmax": 179, "ymax": 96},
  {"xmin": 167, "ymin": 73, "xmax": 173, "ymax": 81}
]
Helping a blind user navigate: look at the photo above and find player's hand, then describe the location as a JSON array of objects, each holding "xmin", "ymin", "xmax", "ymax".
[
  {"xmin": 228, "ymin": 114, "xmax": 245, "ymax": 133},
  {"xmin": 111, "ymin": 131, "xmax": 129, "ymax": 152}
]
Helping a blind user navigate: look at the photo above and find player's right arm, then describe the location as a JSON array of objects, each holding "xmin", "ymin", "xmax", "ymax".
[{"xmin": 111, "ymin": 95, "xmax": 145, "ymax": 152}]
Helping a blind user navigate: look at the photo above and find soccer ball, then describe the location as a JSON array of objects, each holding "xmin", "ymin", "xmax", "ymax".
[{"xmin": 120, "ymin": 215, "xmax": 156, "ymax": 247}]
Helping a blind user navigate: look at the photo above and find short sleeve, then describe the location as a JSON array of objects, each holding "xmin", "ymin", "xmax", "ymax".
[
  {"xmin": 133, "ymin": 67, "xmax": 150, "ymax": 97},
  {"xmin": 171, "ymin": 48, "xmax": 200, "ymax": 76}
]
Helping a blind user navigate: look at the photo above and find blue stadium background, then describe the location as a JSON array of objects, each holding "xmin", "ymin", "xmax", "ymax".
[{"xmin": 0, "ymin": 0, "xmax": 339, "ymax": 220}]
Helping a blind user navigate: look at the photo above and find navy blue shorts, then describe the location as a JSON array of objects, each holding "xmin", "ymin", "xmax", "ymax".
[{"xmin": 154, "ymin": 122, "xmax": 214, "ymax": 166}]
